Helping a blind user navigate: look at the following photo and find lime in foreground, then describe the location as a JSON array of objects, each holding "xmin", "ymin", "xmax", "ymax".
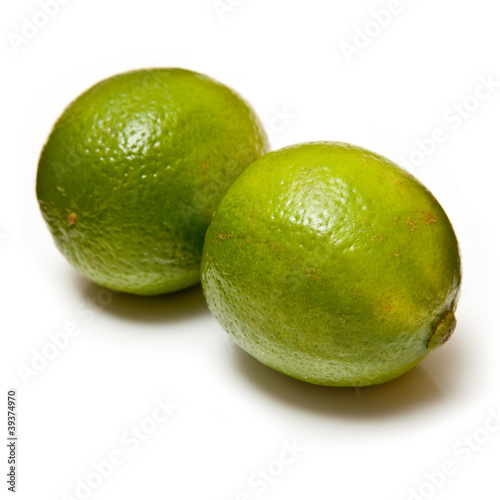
[{"xmin": 201, "ymin": 142, "xmax": 461, "ymax": 386}]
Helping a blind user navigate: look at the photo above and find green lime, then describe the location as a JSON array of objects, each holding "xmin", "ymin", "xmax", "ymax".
[
  {"xmin": 36, "ymin": 68, "xmax": 269, "ymax": 295},
  {"xmin": 201, "ymin": 142, "xmax": 461, "ymax": 386}
]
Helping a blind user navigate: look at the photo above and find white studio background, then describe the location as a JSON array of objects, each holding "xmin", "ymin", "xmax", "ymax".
[{"xmin": 1, "ymin": 1, "xmax": 500, "ymax": 499}]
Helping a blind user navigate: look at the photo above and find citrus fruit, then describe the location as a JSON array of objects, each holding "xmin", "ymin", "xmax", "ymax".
[
  {"xmin": 36, "ymin": 68, "xmax": 269, "ymax": 295},
  {"xmin": 201, "ymin": 142, "xmax": 461, "ymax": 386}
]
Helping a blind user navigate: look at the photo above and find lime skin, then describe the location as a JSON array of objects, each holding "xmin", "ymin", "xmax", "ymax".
[
  {"xmin": 37, "ymin": 68, "xmax": 269, "ymax": 295},
  {"xmin": 201, "ymin": 142, "xmax": 461, "ymax": 386}
]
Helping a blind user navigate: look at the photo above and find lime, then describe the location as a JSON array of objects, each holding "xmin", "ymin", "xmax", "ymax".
[
  {"xmin": 201, "ymin": 142, "xmax": 461, "ymax": 386},
  {"xmin": 36, "ymin": 68, "xmax": 269, "ymax": 295}
]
